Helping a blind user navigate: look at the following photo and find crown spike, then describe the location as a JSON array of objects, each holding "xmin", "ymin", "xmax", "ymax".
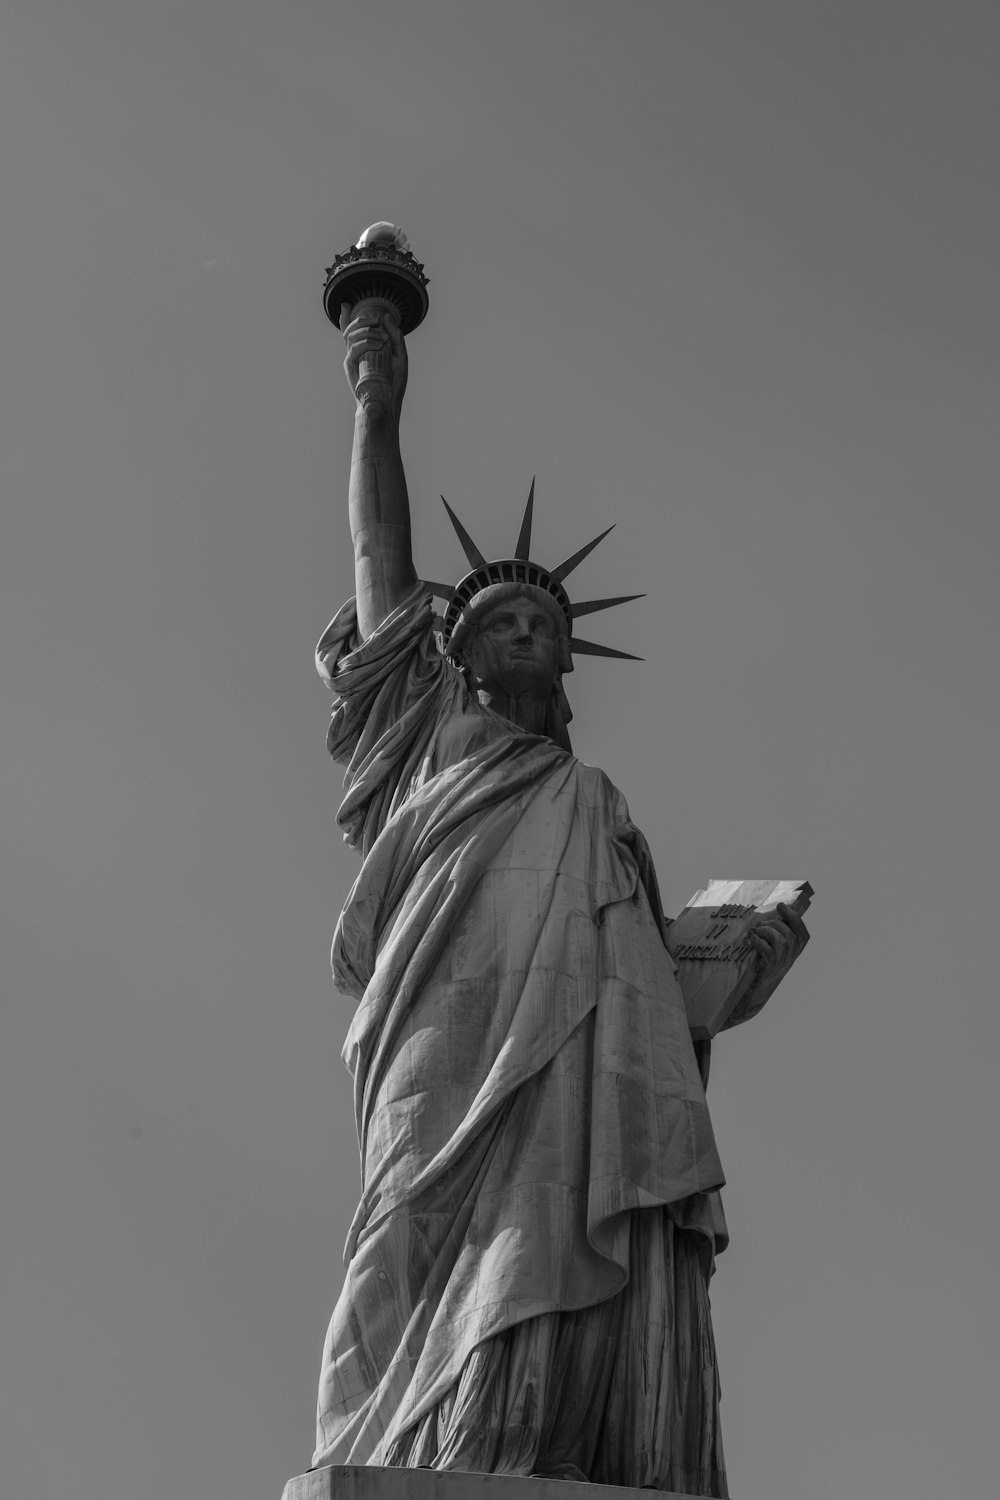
[
  {"xmin": 551, "ymin": 524, "xmax": 615, "ymax": 583},
  {"xmin": 570, "ymin": 635, "xmax": 644, "ymax": 661},
  {"xmin": 514, "ymin": 478, "xmax": 535, "ymax": 561},
  {"xmin": 441, "ymin": 497, "xmax": 486, "ymax": 568},
  {"xmin": 421, "ymin": 580, "xmax": 455, "ymax": 601},
  {"xmin": 571, "ymin": 593, "xmax": 645, "ymax": 620}
]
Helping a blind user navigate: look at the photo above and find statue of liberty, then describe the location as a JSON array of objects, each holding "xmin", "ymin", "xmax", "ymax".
[{"xmin": 310, "ymin": 227, "xmax": 808, "ymax": 1497}]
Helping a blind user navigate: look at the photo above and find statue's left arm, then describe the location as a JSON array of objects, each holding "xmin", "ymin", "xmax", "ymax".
[{"xmin": 743, "ymin": 902, "xmax": 811, "ymax": 1012}]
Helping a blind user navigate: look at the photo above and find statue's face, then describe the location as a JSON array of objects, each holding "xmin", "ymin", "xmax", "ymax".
[{"xmin": 465, "ymin": 594, "xmax": 560, "ymax": 698}]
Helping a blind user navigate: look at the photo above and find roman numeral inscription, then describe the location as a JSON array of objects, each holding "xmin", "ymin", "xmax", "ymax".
[{"xmin": 672, "ymin": 937, "xmax": 753, "ymax": 962}]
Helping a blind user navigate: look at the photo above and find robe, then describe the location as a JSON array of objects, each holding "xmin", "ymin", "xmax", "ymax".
[{"xmin": 312, "ymin": 588, "xmax": 729, "ymax": 1494}]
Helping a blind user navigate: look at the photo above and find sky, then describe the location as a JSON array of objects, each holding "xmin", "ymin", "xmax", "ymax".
[{"xmin": 1, "ymin": 2, "xmax": 998, "ymax": 1498}]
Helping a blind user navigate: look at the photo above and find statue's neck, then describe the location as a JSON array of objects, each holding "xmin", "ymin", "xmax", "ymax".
[{"xmin": 476, "ymin": 688, "xmax": 549, "ymax": 736}]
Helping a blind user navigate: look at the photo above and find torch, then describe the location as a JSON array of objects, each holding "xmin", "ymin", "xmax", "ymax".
[{"xmin": 323, "ymin": 222, "xmax": 429, "ymax": 415}]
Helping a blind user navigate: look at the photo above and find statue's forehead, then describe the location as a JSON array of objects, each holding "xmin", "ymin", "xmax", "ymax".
[
  {"xmin": 481, "ymin": 591, "xmax": 542, "ymax": 617},
  {"xmin": 478, "ymin": 593, "xmax": 558, "ymax": 626}
]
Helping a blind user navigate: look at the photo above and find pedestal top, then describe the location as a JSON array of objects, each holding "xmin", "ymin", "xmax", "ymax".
[{"xmin": 282, "ymin": 1464, "xmax": 708, "ymax": 1500}]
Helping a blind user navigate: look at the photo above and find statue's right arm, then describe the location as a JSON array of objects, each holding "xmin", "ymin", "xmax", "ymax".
[{"xmin": 341, "ymin": 306, "xmax": 418, "ymax": 641}]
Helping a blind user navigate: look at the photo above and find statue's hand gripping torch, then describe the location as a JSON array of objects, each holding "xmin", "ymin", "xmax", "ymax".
[{"xmin": 324, "ymin": 222, "xmax": 429, "ymax": 418}]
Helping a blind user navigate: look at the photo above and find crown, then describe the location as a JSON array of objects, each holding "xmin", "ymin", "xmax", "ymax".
[{"xmin": 421, "ymin": 480, "xmax": 643, "ymax": 661}]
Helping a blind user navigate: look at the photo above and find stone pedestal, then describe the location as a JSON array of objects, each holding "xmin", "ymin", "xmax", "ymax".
[{"xmin": 282, "ymin": 1466, "xmax": 706, "ymax": 1500}]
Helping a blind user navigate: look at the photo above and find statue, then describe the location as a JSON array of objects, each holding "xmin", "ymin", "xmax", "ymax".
[{"xmin": 310, "ymin": 225, "xmax": 810, "ymax": 1497}]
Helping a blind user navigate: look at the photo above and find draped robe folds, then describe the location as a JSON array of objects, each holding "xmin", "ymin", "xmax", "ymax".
[{"xmin": 313, "ymin": 588, "xmax": 730, "ymax": 1490}]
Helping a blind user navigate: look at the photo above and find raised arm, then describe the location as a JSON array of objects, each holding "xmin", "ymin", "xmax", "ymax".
[{"xmin": 340, "ymin": 304, "xmax": 418, "ymax": 640}]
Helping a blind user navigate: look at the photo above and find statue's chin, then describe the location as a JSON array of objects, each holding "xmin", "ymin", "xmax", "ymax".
[{"xmin": 482, "ymin": 669, "xmax": 554, "ymax": 699}]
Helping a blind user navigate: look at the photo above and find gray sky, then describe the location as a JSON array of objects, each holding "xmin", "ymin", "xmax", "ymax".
[{"xmin": 2, "ymin": 3, "xmax": 998, "ymax": 1498}]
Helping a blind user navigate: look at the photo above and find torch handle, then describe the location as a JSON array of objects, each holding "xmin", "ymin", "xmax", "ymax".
[{"xmin": 350, "ymin": 296, "xmax": 398, "ymax": 416}]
